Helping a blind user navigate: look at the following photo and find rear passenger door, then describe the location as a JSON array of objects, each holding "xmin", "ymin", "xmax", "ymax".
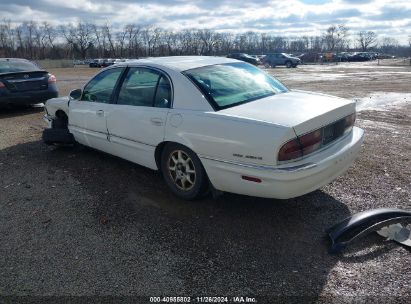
[{"xmin": 106, "ymin": 67, "xmax": 172, "ymax": 169}]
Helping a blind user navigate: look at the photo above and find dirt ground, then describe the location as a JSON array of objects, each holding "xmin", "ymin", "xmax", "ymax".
[{"xmin": 0, "ymin": 62, "xmax": 410, "ymax": 302}]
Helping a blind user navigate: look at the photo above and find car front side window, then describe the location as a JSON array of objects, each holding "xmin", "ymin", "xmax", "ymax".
[{"xmin": 81, "ymin": 68, "xmax": 123, "ymax": 103}]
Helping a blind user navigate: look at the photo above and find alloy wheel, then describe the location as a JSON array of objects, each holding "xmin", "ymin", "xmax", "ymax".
[{"xmin": 168, "ymin": 150, "xmax": 196, "ymax": 191}]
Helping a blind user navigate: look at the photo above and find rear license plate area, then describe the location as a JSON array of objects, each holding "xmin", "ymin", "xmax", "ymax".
[{"xmin": 322, "ymin": 125, "xmax": 335, "ymax": 145}]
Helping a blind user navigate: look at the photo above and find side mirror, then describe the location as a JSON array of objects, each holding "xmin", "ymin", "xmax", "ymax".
[{"xmin": 69, "ymin": 89, "xmax": 82, "ymax": 100}]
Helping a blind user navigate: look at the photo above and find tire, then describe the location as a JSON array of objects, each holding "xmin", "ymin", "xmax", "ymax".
[
  {"xmin": 161, "ymin": 143, "xmax": 209, "ymax": 200},
  {"xmin": 286, "ymin": 61, "xmax": 292, "ymax": 68}
]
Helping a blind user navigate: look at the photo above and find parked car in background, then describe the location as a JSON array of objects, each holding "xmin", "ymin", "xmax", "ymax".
[
  {"xmin": 297, "ymin": 53, "xmax": 319, "ymax": 64},
  {"xmin": 262, "ymin": 53, "xmax": 301, "ymax": 68},
  {"xmin": 102, "ymin": 59, "xmax": 115, "ymax": 67},
  {"xmin": 43, "ymin": 56, "xmax": 363, "ymax": 200},
  {"xmin": 89, "ymin": 59, "xmax": 104, "ymax": 68},
  {"xmin": 335, "ymin": 52, "xmax": 351, "ymax": 62},
  {"xmin": 84, "ymin": 59, "xmax": 93, "ymax": 65},
  {"xmin": 73, "ymin": 59, "xmax": 84, "ymax": 65},
  {"xmin": 0, "ymin": 58, "xmax": 58, "ymax": 107},
  {"xmin": 114, "ymin": 59, "xmax": 126, "ymax": 64},
  {"xmin": 377, "ymin": 54, "xmax": 396, "ymax": 59},
  {"xmin": 348, "ymin": 52, "xmax": 371, "ymax": 62},
  {"xmin": 227, "ymin": 53, "xmax": 259, "ymax": 65}
]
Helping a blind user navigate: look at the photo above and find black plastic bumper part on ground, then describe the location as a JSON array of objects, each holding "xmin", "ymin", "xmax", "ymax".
[{"xmin": 327, "ymin": 208, "xmax": 411, "ymax": 253}]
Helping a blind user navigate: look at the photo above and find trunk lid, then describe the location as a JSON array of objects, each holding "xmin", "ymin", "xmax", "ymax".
[
  {"xmin": 219, "ymin": 90, "xmax": 356, "ymax": 135},
  {"xmin": 0, "ymin": 71, "xmax": 49, "ymax": 92}
]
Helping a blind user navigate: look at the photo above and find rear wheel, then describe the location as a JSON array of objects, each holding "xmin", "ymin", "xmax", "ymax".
[{"xmin": 161, "ymin": 143, "xmax": 209, "ymax": 200}]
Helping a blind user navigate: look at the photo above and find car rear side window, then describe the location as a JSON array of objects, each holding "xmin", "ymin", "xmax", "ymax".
[
  {"xmin": 117, "ymin": 67, "xmax": 171, "ymax": 108},
  {"xmin": 81, "ymin": 68, "xmax": 123, "ymax": 103},
  {"xmin": 154, "ymin": 76, "xmax": 171, "ymax": 108},
  {"xmin": 183, "ymin": 62, "xmax": 288, "ymax": 110}
]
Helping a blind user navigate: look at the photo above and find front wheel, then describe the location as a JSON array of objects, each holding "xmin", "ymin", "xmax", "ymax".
[
  {"xmin": 161, "ymin": 143, "xmax": 209, "ymax": 200},
  {"xmin": 286, "ymin": 61, "xmax": 292, "ymax": 68}
]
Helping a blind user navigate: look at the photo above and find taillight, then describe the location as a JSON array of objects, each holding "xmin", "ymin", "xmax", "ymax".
[
  {"xmin": 0, "ymin": 81, "xmax": 5, "ymax": 88},
  {"xmin": 48, "ymin": 74, "xmax": 57, "ymax": 83},
  {"xmin": 278, "ymin": 138, "xmax": 303, "ymax": 162},
  {"xmin": 344, "ymin": 113, "xmax": 356, "ymax": 133},
  {"xmin": 299, "ymin": 129, "xmax": 322, "ymax": 155},
  {"xmin": 278, "ymin": 113, "xmax": 356, "ymax": 163}
]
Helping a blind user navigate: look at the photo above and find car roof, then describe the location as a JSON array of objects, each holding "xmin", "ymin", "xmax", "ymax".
[{"xmin": 126, "ymin": 56, "xmax": 239, "ymax": 72}]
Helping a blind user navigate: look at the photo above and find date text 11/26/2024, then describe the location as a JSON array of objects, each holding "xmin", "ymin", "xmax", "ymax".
[{"xmin": 149, "ymin": 296, "xmax": 257, "ymax": 303}]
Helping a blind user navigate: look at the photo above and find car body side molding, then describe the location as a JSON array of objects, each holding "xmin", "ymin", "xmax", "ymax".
[{"xmin": 327, "ymin": 208, "xmax": 411, "ymax": 253}]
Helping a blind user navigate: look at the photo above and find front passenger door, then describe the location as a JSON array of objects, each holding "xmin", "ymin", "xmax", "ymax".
[
  {"xmin": 106, "ymin": 67, "xmax": 172, "ymax": 169},
  {"xmin": 69, "ymin": 67, "xmax": 124, "ymax": 151}
]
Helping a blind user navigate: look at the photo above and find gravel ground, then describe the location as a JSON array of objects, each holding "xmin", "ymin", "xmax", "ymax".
[{"xmin": 0, "ymin": 62, "xmax": 410, "ymax": 302}]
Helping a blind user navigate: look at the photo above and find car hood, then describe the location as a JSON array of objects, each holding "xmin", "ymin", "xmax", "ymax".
[{"xmin": 218, "ymin": 90, "xmax": 356, "ymax": 135}]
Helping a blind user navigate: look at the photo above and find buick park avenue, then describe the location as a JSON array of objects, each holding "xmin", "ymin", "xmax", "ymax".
[{"xmin": 43, "ymin": 56, "xmax": 364, "ymax": 200}]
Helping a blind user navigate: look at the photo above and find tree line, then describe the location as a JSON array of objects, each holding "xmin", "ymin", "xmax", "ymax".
[{"xmin": 0, "ymin": 20, "xmax": 410, "ymax": 60}]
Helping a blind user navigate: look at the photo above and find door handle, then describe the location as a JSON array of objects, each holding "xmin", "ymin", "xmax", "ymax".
[
  {"xmin": 96, "ymin": 110, "xmax": 104, "ymax": 116},
  {"xmin": 150, "ymin": 117, "xmax": 163, "ymax": 126}
]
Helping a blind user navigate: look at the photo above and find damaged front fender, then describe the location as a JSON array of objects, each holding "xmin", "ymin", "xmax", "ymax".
[{"xmin": 327, "ymin": 208, "xmax": 411, "ymax": 253}]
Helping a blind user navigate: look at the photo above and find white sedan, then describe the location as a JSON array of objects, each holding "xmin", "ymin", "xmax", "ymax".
[{"xmin": 43, "ymin": 56, "xmax": 364, "ymax": 200}]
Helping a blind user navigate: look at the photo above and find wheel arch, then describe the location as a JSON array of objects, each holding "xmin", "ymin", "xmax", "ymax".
[
  {"xmin": 154, "ymin": 141, "xmax": 171, "ymax": 170},
  {"xmin": 55, "ymin": 109, "xmax": 68, "ymax": 119},
  {"xmin": 53, "ymin": 109, "xmax": 69, "ymax": 129},
  {"xmin": 155, "ymin": 140, "xmax": 211, "ymax": 199},
  {"xmin": 154, "ymin": 140, "xmax": 203, "ymax": 170}
]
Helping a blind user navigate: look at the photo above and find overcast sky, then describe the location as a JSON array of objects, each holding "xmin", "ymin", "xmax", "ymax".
[{"xmin": 0, "ymin": 0, "xmax": 410, "ymax": 44}]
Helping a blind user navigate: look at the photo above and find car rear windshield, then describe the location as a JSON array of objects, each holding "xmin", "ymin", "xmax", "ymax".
[
  {"xmin": 183, "ymin": 62, "xmax": 288, "ymax": 110},
  {"xmin": 0, "ymin": 60, "xmax": 40, "ymax": 73}
]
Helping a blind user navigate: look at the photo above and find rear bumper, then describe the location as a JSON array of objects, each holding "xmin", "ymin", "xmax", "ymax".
[
  {"xmin": 201, "ymin": 126, "xmax": 364, "ymax": 199},
  {"xmin": 0, "ymin": 89, "xmax": 58, "ymax": 106}
]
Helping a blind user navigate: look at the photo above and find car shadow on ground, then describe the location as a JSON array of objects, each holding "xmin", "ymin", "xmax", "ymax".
[
  {"xmin": 0, "ymin": 140, "xmax": 391, "ymax": 298},
  {"xmin": 0, "ymin": 104, "xmax": 44, "ymax": 119}
]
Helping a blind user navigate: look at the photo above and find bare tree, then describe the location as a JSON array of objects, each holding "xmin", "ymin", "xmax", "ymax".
[
  {"xmin": 61, "ymin": 22, "xmax": 95, "ymax": 59},
  {"xmin": 380, "ymin": 37, "xmax": 399, "ymax": 54},
  {"xmin": 408, "ymin": 35, "xmax": 411, "ymax": 58},
  {"xmin": 102, "ymin": 23, "xmax": 116, "ymax": 57},
  {"xmin": 323, "ymin": 24, "xmax": 349, "ymax": 52},
  {"xmin": 4, "ymin": 19, "xmax": 411, "ymax": 61},
  {"xmin": 357, "ymin": 31, "xmax": 377, "ymax": 51}
]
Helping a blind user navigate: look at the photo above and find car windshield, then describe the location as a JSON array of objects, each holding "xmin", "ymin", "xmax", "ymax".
[
  {"xmin": 183, "ymin": 62, "xmax": 288, "ymax": 110},
  {"xmin": 0, "ymin": 60, "xmax": 39, "ymax": 73}
]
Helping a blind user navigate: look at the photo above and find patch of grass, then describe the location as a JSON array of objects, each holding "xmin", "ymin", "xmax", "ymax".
[{"xmin": 35, "ymin": 59, "xmax": 74, "ymax": 69}]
